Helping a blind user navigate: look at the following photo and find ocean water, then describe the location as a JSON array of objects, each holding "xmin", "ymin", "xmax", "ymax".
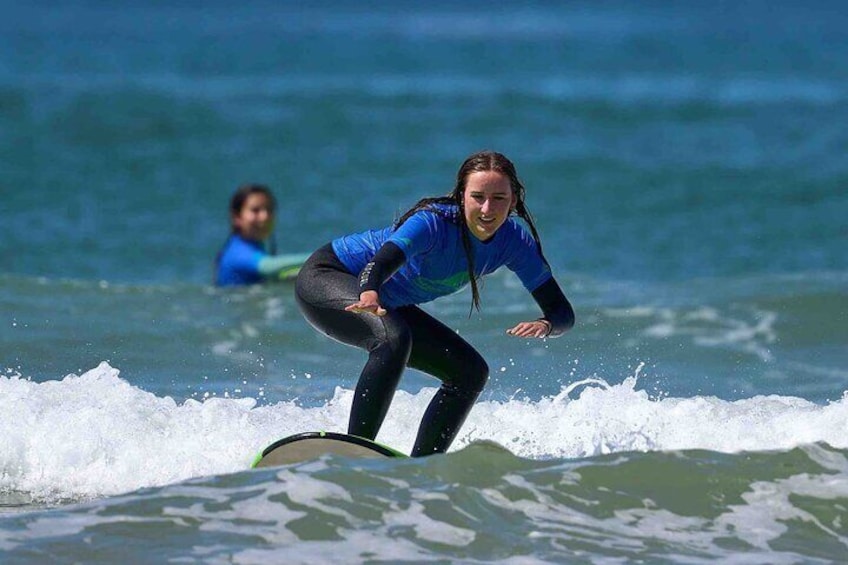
[{"xmin": 2, "ymin": 1, "xmax": 847, "ymax": 563}]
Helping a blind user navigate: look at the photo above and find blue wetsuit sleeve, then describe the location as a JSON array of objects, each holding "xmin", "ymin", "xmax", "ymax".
[{"xmin": 531, "ymin": 277, "xmax": 575, "ymax": 338}]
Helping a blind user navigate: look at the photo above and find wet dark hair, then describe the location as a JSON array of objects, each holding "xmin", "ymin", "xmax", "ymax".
[
  {"xmin": 395, "ymin": 151, "xmax": 546, "ymax": 312},
  {"xmin": 229, "ymin": 183, "xmax": 277, "ymax": 228},
  {"xmin": 214, "ymin": 183, "xmax": 277, "ymax": 282}
]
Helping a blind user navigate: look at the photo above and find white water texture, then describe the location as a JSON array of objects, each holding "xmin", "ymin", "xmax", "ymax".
[{"xmin": 2, "ymin": 362, "xmax": 847, "ymax": 502}]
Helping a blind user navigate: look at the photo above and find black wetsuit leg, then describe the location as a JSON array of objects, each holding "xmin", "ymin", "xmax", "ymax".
[
  {"xmin": 295, "ymin": 244, "xmax": 489, "ymax": 456},
  {"xmin": 295, "ymin": 244, "xmax": 412, "ymax": 440},
  {"xmin": 402, "ymin": 306, "xmax": 489, "ymax": 457}
]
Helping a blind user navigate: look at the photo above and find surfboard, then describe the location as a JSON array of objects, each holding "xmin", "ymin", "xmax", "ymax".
[{"xmin": 251, "ymin": 431, "xmax": 406, "ymax": 468}]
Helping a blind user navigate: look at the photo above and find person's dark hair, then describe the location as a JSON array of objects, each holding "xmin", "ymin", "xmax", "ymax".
[
  {"xmin": 395, "ymin": 151, "xmax": 546, "ymax": 313},
  {"xmin": 214, "ymin": 183, "xmax": 277, "ymax": 282}
]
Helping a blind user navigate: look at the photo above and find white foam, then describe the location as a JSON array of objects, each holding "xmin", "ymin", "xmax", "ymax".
[{"xmin": 2, "ymin": 362, "xmax": 847, "ymax": 501}]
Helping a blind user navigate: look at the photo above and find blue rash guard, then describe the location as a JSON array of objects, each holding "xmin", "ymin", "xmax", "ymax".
[
  {"xmin": 215, "ymin": 234, "xmax": 266, "ymax": 286},
  {"xmin": 331, "ymin": 204, "xmax": 552, "ymax": 308}
]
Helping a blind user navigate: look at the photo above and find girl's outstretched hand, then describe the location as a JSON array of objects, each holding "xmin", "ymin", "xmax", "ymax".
[
  {"xmin": 345, "ymin": 290, "xmax": 387, "ymax": 317},
  {"xmin": 506, "ymin": 320, "xmax": 551, "ymax": 338}
]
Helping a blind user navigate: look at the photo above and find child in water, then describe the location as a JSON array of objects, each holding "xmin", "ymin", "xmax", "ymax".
[{"xmin": 214, "ymin": 184, "xmax": 309, "ymax": 286}]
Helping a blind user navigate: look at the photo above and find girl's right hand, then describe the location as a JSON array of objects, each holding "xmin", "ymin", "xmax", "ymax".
[{"xmin": 345, "ymin": 290, "xmax": 387, "ymax": 317}]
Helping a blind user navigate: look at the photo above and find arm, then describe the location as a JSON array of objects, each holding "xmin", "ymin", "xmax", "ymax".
[
  {"xmin": 506, "ymin": 277, "xmax": 575, "ymax": 338},
  {"xmin": 257, "ymin": 252, "xmax": 312, "ymax": 280},
  {"xmin": 344, "ymin": 242, "xmax": 407, "ymax": 316}
]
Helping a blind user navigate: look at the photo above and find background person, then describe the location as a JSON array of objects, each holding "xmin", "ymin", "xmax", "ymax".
[{"xmin": 215, "ymin": 183, "xmax": 308, "ymax": 287}]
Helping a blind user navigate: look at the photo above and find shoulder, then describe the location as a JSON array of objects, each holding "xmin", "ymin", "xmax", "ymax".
[
  {"xmin": 397, "ymin": 204, "xmax": 459, "ymax": 234},
  {"xmin": 219, "ymin": 234, "xmax": 240, "ymax": 256},
  {"xmin": 221, "ymin": 235, "xmax": 265, "ymax": 260},
  {"xmin": 226, "ymin": 234, "xmax": 249, "ymax": 246},
  {"xmin": 389, "ymin": 204, "xmax": 458, "ymax": 255}
]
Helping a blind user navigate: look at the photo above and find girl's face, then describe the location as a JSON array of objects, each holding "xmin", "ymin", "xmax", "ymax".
[
  {"xmin": 233, "ymin": 192, "xmax": 275, "ymax": 241},
  {"xmin": 462, "ymin": 171, "xmax": 516, "ymax": 241}
]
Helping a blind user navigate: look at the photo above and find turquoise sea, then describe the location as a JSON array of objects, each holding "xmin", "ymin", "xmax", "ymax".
[{"xmin": 2, "ymin": 1, "xmax": 847, "ymax": 562}]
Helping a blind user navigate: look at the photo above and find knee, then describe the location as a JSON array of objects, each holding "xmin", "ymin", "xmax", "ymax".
[
  {"xmin": 435, "ymin": 350, "xmax": 489, "ymax": 398},
  {"xmin": 465, "ymin": 352, "xmax": 489, "ymax": 396}
]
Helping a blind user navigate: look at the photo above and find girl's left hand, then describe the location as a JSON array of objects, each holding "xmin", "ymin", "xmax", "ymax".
[{"xmin": 506, "ymin": 320, "xmax": 551, "ymax": 338}]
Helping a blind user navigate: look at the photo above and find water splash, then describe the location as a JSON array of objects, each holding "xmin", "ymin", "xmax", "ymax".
[{"xmin": 2, "ymin": 362, "xmax": 847, "ymax": 503}]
